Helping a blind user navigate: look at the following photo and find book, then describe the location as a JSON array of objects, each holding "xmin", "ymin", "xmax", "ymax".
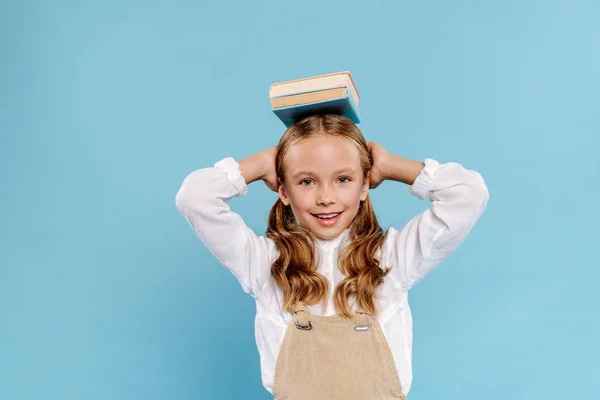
[
  {"xmin": 271, "ymin": 86, "xmax": 360, "ymax": 128},
  {"xmin": 270, "ymin": 87, "xmax": 347, "ymax": 108},
  {"xmin": 270, "ymin": 71, "xmax": 360, "ymax": 106},
  {"xmin": 269, "ymin": 71, "xmax": 361, "ymax": 127}
]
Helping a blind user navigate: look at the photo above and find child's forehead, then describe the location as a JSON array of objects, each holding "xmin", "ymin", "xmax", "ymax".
[
  {"xmin": 288, "ymin": 135, "xmax": 358, "ymax": 156},
  {"xmin": 284, "ymin": 136, "xmax": 362, "ymax": 175}
]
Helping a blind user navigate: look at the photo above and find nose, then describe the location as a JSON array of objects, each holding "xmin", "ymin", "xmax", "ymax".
[{"xmin": 317, "ymin": 183, "xmax": 336, "ymax": 206}]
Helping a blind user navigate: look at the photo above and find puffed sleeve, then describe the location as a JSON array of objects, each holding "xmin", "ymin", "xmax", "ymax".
[
  {"xmin": 383, "ymin": 158, "xmax": 489, "ymax": 291},
  {"xmin": 175, "ymin": 157, "xmax": 274, "ymax": 298}
]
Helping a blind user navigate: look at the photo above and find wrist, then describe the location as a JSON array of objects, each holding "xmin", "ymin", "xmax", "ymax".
[
  {"xmin": 260, "ymin": 146, "xmax": 278, "ymax": 179},
  {"xmin": 257, "ymin": 149, "xmax": 271, "ymax": 180},
  {"xmin": 379, "ymin": 154, "xmax": 393, "ymax": 181},
  {"xmin": 239, "ymin": 152, "xmax": 266, "ymax": 185},
  {"xmin": 382, "ymin": 154, "xmax": 425, "ymax": 185}
]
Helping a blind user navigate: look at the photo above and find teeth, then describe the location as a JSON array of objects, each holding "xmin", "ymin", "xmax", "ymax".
[{"xmin": 316, "ymin": 213, "xmax": 340, "ymax": 219}]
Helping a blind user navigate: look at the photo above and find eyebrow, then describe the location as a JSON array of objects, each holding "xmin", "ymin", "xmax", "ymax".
[{"xmin": 291, "ymin": 168, "xmax": 357, "ymax": 179}]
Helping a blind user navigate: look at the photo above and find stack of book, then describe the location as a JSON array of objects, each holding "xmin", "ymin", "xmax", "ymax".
[{"xmin": 269, "ymin": 71, "xmax": 361, "ymax": 127}]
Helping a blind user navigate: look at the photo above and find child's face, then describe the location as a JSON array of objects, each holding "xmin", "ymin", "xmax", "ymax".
[{"xmin": 278, "ymin": 135, "xmax": 370, "ymax": 240}]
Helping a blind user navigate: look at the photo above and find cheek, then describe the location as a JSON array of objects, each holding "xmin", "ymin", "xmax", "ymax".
[
  {"xmin": 287, "ymin": 188, "xmax": 312, "ymax": 210},
  {"xmin": 344, "ymin": 184, "xmax": 366, "ymax": 203}
]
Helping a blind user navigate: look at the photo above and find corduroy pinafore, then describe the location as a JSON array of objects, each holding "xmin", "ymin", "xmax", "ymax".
[{"xmin": 272, "ymin": 302, "xmax": 407, "ymax": 400}]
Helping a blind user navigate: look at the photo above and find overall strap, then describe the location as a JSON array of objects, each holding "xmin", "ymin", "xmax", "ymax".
[
  {"xmin": 290, "ymin": 302, "xmax": 312, "ymax": 330},
  {"xmin": 353, "ymin": 307, "xmax": 371, "ymax": 332},
  {"xmin": 290, "ymin": 302, "xmax": 372, "ymax": 332}
]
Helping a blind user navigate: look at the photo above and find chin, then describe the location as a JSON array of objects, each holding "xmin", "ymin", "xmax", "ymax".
[
  {"xmin": 312, "ymin": 231, "xmax": 342, "ymax": 240},
  {"xmin": 309, "ymin": 222, "xmax": 351, "ymax": 240}
]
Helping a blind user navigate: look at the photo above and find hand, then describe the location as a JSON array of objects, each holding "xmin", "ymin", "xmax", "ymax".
[
  {"xmin": 239, "ymin": 146, "xmax": 278, "ymax": 192},
  {"xmin": 260, "ymin": 146, "xmax": 279, "ymax": 192},
  {"xmin": 367, "ymin": 142, "xmax": 390, "ymax": 189}
]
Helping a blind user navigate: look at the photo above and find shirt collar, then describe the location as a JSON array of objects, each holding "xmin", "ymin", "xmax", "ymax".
[{"xmin": 312, "ymin": 228, "xmax": 351, "ymax": 249}]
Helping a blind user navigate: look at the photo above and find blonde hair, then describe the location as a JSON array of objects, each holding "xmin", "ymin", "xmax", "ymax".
[{"xmin": 266, "ymin": 114, "xmax": 390, "ymax": 318}]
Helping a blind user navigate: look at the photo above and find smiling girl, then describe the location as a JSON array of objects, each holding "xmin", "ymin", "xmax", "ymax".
[{"xmin": 175, "ymin": 114, "xmax": 489, "ymax": 399}]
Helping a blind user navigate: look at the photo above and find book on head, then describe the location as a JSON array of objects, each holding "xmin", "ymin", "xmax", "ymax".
[{"xmin": 269, "ymin": 71, "xmax": 361, "ymax": 127}]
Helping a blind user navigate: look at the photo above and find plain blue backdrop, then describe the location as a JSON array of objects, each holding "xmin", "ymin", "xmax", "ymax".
[{"xmin": 1, "ymin": 0, "xmax": 599, "ymax": 399}]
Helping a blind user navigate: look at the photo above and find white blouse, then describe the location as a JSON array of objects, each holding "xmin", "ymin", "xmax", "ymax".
[{"xmin": 175, "ymin": 156, "xmax": 489, "ymax": 395}]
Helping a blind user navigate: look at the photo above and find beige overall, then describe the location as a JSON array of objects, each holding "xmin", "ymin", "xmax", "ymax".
[{"xmin": 272, "ymin": 302, "xmax": 407, "ymax": 400}]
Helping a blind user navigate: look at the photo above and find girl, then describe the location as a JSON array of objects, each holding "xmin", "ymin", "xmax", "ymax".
[{"xmin": 175, "ymin": 114, "xmax": 489, "ymax": 399}]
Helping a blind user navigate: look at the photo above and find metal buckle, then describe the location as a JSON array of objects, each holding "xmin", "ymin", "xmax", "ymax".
[
  {"xmin": 295, "ymin": 321, "xmax": 313, "ymax": 330},
  {"xmin": 353, "ymin": 323, "xmax": 371, "ymax": 332}
]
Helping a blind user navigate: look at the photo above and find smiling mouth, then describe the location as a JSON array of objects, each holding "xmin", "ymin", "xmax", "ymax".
[{"xmin": 312, "ymin": 212, "xmax": 342, "ymax": 220}]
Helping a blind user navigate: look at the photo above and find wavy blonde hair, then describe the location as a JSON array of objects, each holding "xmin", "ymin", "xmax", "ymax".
[{"xmin": 266, "ymin": 114, "xmax": 390, "ymax": 318}]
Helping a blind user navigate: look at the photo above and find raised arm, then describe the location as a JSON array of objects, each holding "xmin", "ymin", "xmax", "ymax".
[
  {"xmin": 175, "ymin": 148, "xmax": 278, "ymax": 298},
  {"xmin": 369, "ymin": 143, "xmax": 490, "ymax": 291}
]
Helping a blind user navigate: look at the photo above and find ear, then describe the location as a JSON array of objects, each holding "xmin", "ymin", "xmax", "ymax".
[
  {"xmin": 360, "ymin": 171, "xmax": 370, "ymax": 201},
  {"xmin": 278, "ymin": 177, "xmax": 291, "ymax": 206}
]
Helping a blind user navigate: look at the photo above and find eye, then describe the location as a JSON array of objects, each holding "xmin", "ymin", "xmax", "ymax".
[
  {"xmin": 338, "ymin": 177, "xmax": 351, "ymax": 183},
  {"xmin": 299, "ymin": 179, "xmax": 314, "ymax": 186}
]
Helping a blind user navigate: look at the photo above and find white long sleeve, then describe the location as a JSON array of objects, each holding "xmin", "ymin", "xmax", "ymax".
[
  {"xmin": 385, "ymin": 158, "xmax": 490, "ymax": 291},
  {"xmin": 175, "ymin": 157, "xmax": 274, "ymax": 298}
]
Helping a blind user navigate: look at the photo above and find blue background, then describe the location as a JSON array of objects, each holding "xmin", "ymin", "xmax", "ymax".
[{"xmin": 2, "ymin": 0, "xmax": 599, "ymax": 399}]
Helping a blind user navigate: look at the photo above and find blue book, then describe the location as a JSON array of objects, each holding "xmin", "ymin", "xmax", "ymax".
[{"xmin": 271, "ymin": 87, "xmax": 361, "ymax": 127}]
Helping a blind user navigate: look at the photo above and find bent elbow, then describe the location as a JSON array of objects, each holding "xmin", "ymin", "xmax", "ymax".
[
  {"xmin": 175, "ymin": 174, "xmax": 198, "ymax": 214},
  {"xmin": 175, "ymin": 169, "xmax": 207, "ymax": 213},
  {"xmin": 175, "ymin": 185, "xmax": 188, "ymax": 213},
  {"xmin": 468, "ymin": 170, "xmax": 490, "ymax": 215}
]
